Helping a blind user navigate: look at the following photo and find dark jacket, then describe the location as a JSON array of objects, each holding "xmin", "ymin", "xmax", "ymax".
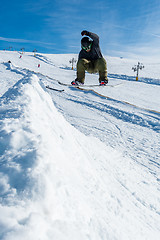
[{"xmin": 78, "ymin": 31, "xmax": 103, "ymax": 60}]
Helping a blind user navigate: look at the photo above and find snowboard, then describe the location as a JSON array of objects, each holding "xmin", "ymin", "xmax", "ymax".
[{"xmin": 58, "ymin": 81, "xmax": 122, "ymax": 87}]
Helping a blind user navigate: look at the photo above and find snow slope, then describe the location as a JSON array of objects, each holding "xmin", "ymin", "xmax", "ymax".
[{"xmin": 0, "ymin": 51, "xmax": 160, "ymax": 240}]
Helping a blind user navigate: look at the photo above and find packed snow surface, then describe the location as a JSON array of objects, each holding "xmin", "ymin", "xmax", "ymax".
[{"xmin": 0, "ymin": 51, "xmax": 160, "ymax": 240}]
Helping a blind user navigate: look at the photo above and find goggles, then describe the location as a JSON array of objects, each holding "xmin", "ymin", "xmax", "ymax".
[{"xmin": 82, "ymin": 43, "xmax": 92, "ymax": 51}]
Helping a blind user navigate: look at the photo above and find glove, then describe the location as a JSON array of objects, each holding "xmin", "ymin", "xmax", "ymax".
[{"xmin": 81, "ymin": 30, "xmax": 88, "ymax": 36}]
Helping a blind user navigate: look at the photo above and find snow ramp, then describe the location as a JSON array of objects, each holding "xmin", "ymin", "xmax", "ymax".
[{"xmin": 0, "ymin": 74, "xmax": 159, "ymax": 240}]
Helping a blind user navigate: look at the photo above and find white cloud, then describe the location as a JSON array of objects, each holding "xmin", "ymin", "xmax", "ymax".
[{"xmin": 0, "ymin": 36, "xmax": 55, "ymax": 46}]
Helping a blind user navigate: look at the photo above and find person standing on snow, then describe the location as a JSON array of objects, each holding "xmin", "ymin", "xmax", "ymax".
[{"xmin": 71, "ymin": 30, "xmax": 108, "ymax": 86}]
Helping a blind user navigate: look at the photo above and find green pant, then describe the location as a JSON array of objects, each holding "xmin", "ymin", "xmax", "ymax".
[{"xmin": 76, "ymin": 57, "xmax": 107, "ymax": 83}]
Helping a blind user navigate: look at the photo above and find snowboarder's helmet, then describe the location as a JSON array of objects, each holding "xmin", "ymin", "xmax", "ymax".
[{"xmin": 81, "ymin": 37, "xmax": 92, "ymax": 51}]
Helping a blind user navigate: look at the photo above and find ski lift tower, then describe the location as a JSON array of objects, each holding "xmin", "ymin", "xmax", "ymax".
[
  {"xmin": 132, "ymin": 62, "xmax": 144, "ymax": 81},
  {"xmin": 20, "ymin": 48, "xmax": 25, "ymax": 54},
  {"xmin": 69, "ymin": 58, "xmax": 77, "ymax": 70},
  {"xmin": 33, "ymin": 49, "xmax": 37, "ymax": 57}
]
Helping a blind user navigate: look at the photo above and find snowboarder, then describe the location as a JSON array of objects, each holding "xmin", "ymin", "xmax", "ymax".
[{"xmin": 71, "ymin": 30, "xmax": 108, "ymax": 86}]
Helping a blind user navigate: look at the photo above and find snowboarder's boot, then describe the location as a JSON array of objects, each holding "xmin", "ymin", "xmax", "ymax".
[
  {"xmin": 99, "ymin": 79, "xmax": 108, "ymax": 86},
  {"xmin": 71, "ymin": 79, "xmax": 84, "ymax": 86}
]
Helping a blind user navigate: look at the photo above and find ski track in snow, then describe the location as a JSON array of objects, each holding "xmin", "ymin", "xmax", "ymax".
[
  {"xmin": 43, "ymin": 78, "xmax": 160, "ymax": 178},
  {"xmin": 0, "ymin": 51, "xmax": 160, "ymax": 240}
]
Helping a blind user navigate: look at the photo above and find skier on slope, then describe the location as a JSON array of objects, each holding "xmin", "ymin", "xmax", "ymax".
[{"xmin": 71, "ymin": 30, "xmax": 108, "ymax": 86}]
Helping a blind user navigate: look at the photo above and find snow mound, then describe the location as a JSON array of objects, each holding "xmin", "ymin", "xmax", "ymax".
[{"xmin": 0, "ymin": 74, "xmax": 115, "ymax": 239}]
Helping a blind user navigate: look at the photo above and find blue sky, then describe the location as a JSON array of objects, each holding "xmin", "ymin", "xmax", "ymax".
[{"xmin": 1, "ymin": 0, "xmax": 160, "ymax": 58}]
